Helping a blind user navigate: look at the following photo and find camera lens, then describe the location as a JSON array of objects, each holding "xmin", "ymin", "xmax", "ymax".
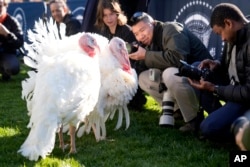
[
  {"xmin": 126, "ymin": 42, "xmax": 138, "ymax": 54},
  {"xmin": 231, "ymin": 116, "xmax": 248, "ymax": 135},
  {"xmin": 176, "ymin": 60, "xmax": 213, "ymax": 81},
  {"xmin": 126, "ymin": 43, "xmax": 133, "ymax": 54}
]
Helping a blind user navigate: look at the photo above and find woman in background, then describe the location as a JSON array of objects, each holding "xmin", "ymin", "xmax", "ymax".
[
  {"xmin": 94, "ymin": 0, "xmax": 134, "ymax": 42},
  {"xmin": 48, "ymin": 0, "xmax": 81, "ymax": 38},
  {"xmin": 94, "ymin": 0, "xmax": 147, "ymax": 110}
]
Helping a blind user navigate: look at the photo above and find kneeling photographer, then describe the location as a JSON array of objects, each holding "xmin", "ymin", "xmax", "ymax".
[
  {"xmin": 177, "ymin": 60, "xmax": 222, "ymax": 115},
  {"xmin": 187, "ymin": 3, "xmax": 250, "ymax": 143},
  {"xmin": 188, "ymin": 58, "xmax": 250, "ymax": 142},
  {"xmin": 128, "ymin": 12, "xmax": 216, "ymax": 132}
]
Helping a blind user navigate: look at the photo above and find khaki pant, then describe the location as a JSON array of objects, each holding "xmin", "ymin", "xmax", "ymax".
[{"xmin": 139, "ymin": 67, "xmax": 198, "ymax": 122}]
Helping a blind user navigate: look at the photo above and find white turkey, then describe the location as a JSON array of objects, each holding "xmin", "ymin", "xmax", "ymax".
[
  {"xmin": 18, "ymin": 18, "xmax": 101, "ymax": 161},
  {"xmin": 77, "ymin": 36, "xmax": 138, "ymax": 141}
]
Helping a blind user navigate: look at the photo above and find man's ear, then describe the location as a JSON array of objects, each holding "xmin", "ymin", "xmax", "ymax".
[
  {"xmin": 224, "ymin": 19, "xmax": 233, "ymax": 28},
  {"xmin": 63, "ymin": 6, "xmax": 69, "ymax": 13}
]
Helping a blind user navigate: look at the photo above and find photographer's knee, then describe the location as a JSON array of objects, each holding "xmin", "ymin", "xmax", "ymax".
[{"xmin": 162, "ymin": 67, "xmax": 180, "ymax": 89}]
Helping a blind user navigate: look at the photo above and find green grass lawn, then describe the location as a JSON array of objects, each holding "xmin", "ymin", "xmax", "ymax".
[{"xmin": 0, "ymin": 64, "xmax": 235, "ymax": 167}]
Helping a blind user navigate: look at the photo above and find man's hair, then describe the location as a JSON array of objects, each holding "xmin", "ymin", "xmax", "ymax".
[
  {"xmin": 130, "ymin": 12, "xmax": 154, "ymax": 26},
  {"xmin": 210, "ymin": 3, "xmax": 246, "ymax": 28}
]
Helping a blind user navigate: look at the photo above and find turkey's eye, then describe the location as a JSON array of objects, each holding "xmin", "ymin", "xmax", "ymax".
[
  {"xmin": 118, "ymin": 42, "xmax": 123, "ymax": 49},
  {"xmin": 87, "ymin": 37, "xmax": 96, "ymax": 46}
]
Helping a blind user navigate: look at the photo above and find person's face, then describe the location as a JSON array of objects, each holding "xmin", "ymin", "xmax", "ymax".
[
  {"xmin": 212, "ymin": 19, "xmax": 236, "ymax": 43},
  {"xmin": 131, "ymin": 20, "xmax": 153, "ymax": 46},
  {"xmin": 0, "ymin": 0, "xmax": 7, "ymax": 17},
  {"xmin": 102, "ymin": 8, "xmax": 118, "ymax": 29},
  {"xmin": 50, "ymin": 2, "xmax": 67, "ymax": 23}
]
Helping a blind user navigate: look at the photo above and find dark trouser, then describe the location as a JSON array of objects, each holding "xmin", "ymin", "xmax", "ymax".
[
  {"xmin": 195, "ymin": 89, "xmax": 222, "ymax": 114},
  {"xmin": 0, "ymin": 53, "xmax": 20, "ymax": 76},
  {"xmin": 200, "ymin": 101, "xmax": 248, "ymax": 141}
]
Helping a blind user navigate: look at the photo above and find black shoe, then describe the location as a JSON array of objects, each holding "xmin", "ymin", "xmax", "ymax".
[
  {"xmin": 179, "ymin": 121, "xmax": 196, "ymax": 132},
  {"xmin": 179, "ymin": 112, "xmax": 204, "ymax": 134}
]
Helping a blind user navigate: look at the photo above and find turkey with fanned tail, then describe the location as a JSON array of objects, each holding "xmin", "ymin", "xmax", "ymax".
[{"xmin": 19, "ymin": 17, "xmax": 101, "ymax": 161}]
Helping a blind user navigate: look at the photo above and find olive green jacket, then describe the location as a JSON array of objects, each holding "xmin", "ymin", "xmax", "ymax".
[{"xmin": 144, "ymin": 21, "xmax": 213, "ymax": 71}]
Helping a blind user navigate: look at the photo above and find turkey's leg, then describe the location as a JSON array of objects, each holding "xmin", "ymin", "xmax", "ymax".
[
  {"xmin": 58, "ymin": 126, "xmax": 65, "ymax": 152},
  {"xmin": 69, "ymin": 125, "xmax": 77, "ymax": 153}
]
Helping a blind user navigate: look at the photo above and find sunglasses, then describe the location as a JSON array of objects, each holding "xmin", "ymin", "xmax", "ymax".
[{"xmin": 130, "ymin": 12, "xmax": 145, "ymax": 25}]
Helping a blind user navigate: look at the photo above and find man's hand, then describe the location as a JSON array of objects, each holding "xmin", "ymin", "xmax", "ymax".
[
  {"xmin": 188, "ymin": 78, "xmax": 215, "ymax": 92},
  {"xmin": 198, "ymin": 59, "xmax": 220, "ymax": 71},
  {"xmin": 129, "ymin": 46, "xmax": 146, "ymax": 60}
]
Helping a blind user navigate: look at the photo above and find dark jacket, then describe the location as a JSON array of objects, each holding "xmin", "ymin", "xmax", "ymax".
[
  {"xmin": 145, "ymin": 21, "xmax": 213, "ymax": 71},
  {"xmin": 96, "ymin": 24, "xmax": 136, "ymax": 43},
  {"xmin": 216, "ymin": 23, "xmax": 250, "ymax": 104},
  {"xmin": 0, "ymin": 14, "xmax": 23, "ymax": 54},
  {"xmin": 59, "ymin": 13, "xmax": 81, "ymax": 37}
]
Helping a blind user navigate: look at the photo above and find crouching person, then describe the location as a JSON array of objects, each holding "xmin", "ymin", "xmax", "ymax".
[
  {"xmin": 188, "ymin": 3, "xmax": 250, "ymax": 141},
  {"xmin": 0, "ymin": 0, "xmax": 24, "ymax": 81},
  {"xmin": 128, "ymin": 12, "xmax": 216, "ymax": 132}
]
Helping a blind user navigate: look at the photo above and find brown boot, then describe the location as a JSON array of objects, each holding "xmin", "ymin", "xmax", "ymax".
[{"xmin": 179, "ymin": 118, "xmax": 196, "ymax": 132}]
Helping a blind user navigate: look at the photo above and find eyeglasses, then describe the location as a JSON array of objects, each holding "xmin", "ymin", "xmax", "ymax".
[{"xmin": 130, "ymin": 12, "xmax": 145, "ymax": 25}]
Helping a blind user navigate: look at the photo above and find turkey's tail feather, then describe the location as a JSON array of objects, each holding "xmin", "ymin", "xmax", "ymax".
[
  {"xmin": 124, "ymin": 105, "xmax": 130, "ymax": 130},
  {"xmin": 77, "ymin": 105, "xmax": 131, "ymax": 140},
  {"xmin": 23, "ymin": 47, "xmax": 38, "ymax": 69},
  {"xmin": 24, "ymin": 17, "xmax": 66, "ymax": 69},
  {"xmin": 107, "ymin": 105, "xmax": 130, "ymax": 130},
  {"xmin": 76, "ymin": 124, "xmax": 86, "ymax": 138},
  {"xmin": 21, "ymin": 71, "xmax": 37, "ymax": 114},
  {"xmin": 18, "ymin": 118, "xmax": 58, "ymax": 161},
  {"xmin": 114, "ymin": 107, "xmax": 123, "ymax": 130},
  {"xmin": 76, "ymin": 110, "xmax": 107, "ymax": 141}
]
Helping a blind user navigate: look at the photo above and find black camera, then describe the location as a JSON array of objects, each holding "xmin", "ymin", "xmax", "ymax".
[
  {"xmin": 231, "ymin": 110, "xmax": 250, "ymax": 150},
  {"xmin": 176, "ymin": 60, "xmax": 214, "ymax": 81},
  {"xmin": 126, "ymin": 41, "xmax": 138, "ymax": 54}
]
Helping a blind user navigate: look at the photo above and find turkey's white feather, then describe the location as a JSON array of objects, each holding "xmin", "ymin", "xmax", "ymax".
[
  {"xmin": 19, "ymin": 17, "xmax": 101, "ymax": 161},
  {"xmin": 19, "ymin": 47, "xmax": 101, "ymax": 161},
  {"xmin": 77, "ymin": 36, "xmax": 138, "ymax": 141},
  {"xmin": 24, "ymin": 17, "xmax": 84, "ymax": 67}
]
